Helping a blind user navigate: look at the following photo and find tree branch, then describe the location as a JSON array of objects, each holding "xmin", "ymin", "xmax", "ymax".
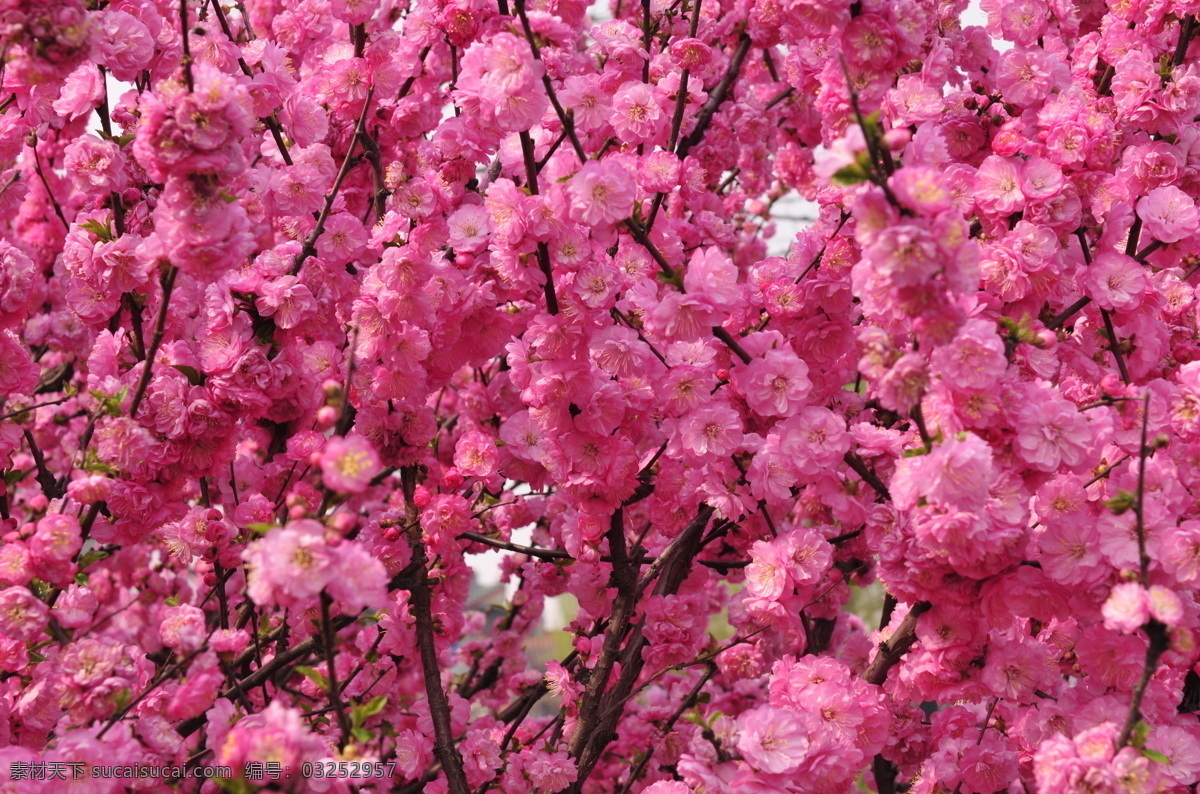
[
  {"xmin": 401, "ymin": 467, "xmax": 470, "ymax": 794},
  {"xmin": 862, "ymin": 601, "xmax": 930, "ymax": 686}
]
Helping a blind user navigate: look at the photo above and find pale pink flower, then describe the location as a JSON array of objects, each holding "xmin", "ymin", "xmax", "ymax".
[
  {"xmin": 159, "ymin": 605, "xmax": 207, "ymax": 652},
  {"xmin": 1137, "ymin": 185, "xmax": 1199, "ymax": 244},
  {"xmin": 319, "ymin": 435, "xmax": 382, "ymax": 493},
  {"xmin": 1083, "ymin": 251, "xmax": 1147, "ymax": 311},
  {"xmin": 612, "ymin": 82, "xmax": 665, "ymax": 144},
  {"xmin": 678, "ymin": 402, "xmax": 743, "ymax": 459},
  {"xmin": 736, "ymin": 705, "xmax": 811, "ymax": 774},
  {"xmin": 1102, "ymin": 582, "xmax": 1149, "ymax": 633},
  {"xmin": 256, "ymin": 275, "xmax": 318, "ymax": 329},
  {"xmin": 1146, "ymin": 585, "xmax": 1182, "ymax": 627},
  {"xmin": 454, "ymin": 430, "xmax": 499, "ymax": 478},
  {"xmin": 737, "ymin": 349, "xmax": 812, "ymax": 417},
  {"xmin": 566, "ymin": 161, "xmax": 636, "ymax": 227},
  {"xmin": 929, "ymin": 319, "xmax": 1007, "ymax": 391}
]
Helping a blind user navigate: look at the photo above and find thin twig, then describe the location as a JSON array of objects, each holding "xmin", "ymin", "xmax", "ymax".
[
  {"xmin": 291, "ymin": 88, "xmax": 375, "ymax": 276},
  {"xmin": 319, "ymin": 593, "xmax": 353, "ymax": 750},
  {"xmin": 400, "ymin": 467, "xmax": 470, "ymax": 794},
  {"xmin": 128, "ymin": 266, "xmax": 178, "ymax": 417}
]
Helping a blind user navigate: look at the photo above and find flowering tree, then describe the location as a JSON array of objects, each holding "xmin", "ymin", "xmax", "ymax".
[{"xmin": 5, "ymin": 0, "xmax": 1200, "ymax": 790}]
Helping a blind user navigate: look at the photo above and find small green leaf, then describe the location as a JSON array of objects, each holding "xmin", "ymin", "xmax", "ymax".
[
  {"xmin": 1132, "ymin": 720, "xmax": 1151, "ymax": 749},
  {"xmin": 4, "ymin": 468, "xmax": 27, "ymax": 486},
  {"xmin": 28, "ymin": 649, "xmax": 47, "ymax": 664},
  {"xmin": 78, "ymin": 548, "xmax": 110, "ymax": 572},
  {"xmin": 1142, "ymin": 747, "xmax": 1170, "ymax": 764},
  {"xmin": 353, "ymin": 695, "xmax": 388, "ymax": 725},
  {"xmin": 247, "ymin": 522, "xmax": 276, "ymax": 536},
  {"xmin": 78, "ymin": 219, "xmax": 114, "ymax": 242},
  {"xmin": 351, "ymin": 726, "xmax": 373, "ymax": 744},
  {"xmin": 1104, "ymin": 490, "xmax": 1136, "ymax": 515},
  {"xmin": 165, "ymin": 595, "xmax": 180, "ymax": 607},
  {"xmin": 295, "ymin": 665, "xmax": 330, "ymax": 690}
]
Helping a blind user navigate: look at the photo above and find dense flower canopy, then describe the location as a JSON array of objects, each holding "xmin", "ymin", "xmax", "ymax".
[{"xmin": 4, "ymin": 0, "xmax": 1200, "ymax": 790}]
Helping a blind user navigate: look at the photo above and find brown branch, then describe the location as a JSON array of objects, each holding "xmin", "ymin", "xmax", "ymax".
[
  {"xmin": 291, "ymin": 88, "xmax": 374, "ymax": 276},
  {"xmin": 568, "ymin": 510, "xmax": 638, "ymax": 772},
  {"xmin": 23, "ymin": 429, "xmax": 65, "ymax": 500},
  {"xmin": 515, "ymin": 0, "xmax": 586, "ymax": 162},
  {"xmin": 320, "ymin": 592, "xmax": 353, "ymax": 750},
  {"xmin": 676, "ymin": 34, "xmax": 752, "ymax": 159},
  {"xmin": 1100, "ymin": 308, "xmax": 1131, "ymax": 385},
  {"xmin": 401, "ymin": 467, "xmax": 470, "ymax": 794},
  {"xmin": 519, "ymin": 131, "xmax": 559, "ymax": 315},
  {"xmin": 842, "ymin": 452, "xmax": 891, "ymax": 501},
  {"xmin": 863, "ymin": 601, "xmax": 930, "ymax": 685},
  {"xmin": 128, "ymin": 266, "xmax": 178, "ymax": 417},
  {"xmin": 712, "ymin": 326, "xmax": 752, "ymax": 364},
  {"xmin": 180, "ymin": 0, "xmax": 194, "ymax": 91},
  {"xmin": 617, "ymin": 665, "xmax": 716, "ymax": 794},
  {"xmin": 1134, "ymin": 392, "xmax": 1152, "ymax": 585},
  {"xmin": 208, "ymin": 0, "xmax": 292, "ymax": 165},
  {"xmin": 1115, "ymin": 620, "xmax": 1170, "ymax": 748}
]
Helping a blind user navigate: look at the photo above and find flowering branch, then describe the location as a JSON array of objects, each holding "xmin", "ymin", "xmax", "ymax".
[
  {"xmin": 676, "ymin": 33, "xmax": 752, "ymax": 159},
  {"xmin": 401, "ymin": 466, "xmax": 471, "ymax": 794},
  {"xmin": 128, "ymin": 265, "xmax": 178, "ymax": 417},
  {"xmin": 291, "ymin": 88, "xmax": 375, "ymax": 276},
  {"xmin": 862, "ymin": 601, "xmax": 931, "ymax": 686}
]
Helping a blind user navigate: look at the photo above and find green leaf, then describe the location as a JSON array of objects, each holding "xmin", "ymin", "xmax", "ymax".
[
  {"xmin": 1104, "ymin": 490, "xmax": 1136, "ymax": 515},
  {"xmin": 351, "ymin": 726, "xmax": 373, "ymax": 744},
  {"xmin": 1142, "ymin": 747, "xmax": 1170, "ymax": 764},
  {"xmin": 247, "ymin": 522, "xmax": 276, "ymax": 536},
  {"xmin": 78, "ymin": 219, "xmax": 114, "ymax": 242},
  {"xmin": 1132, "ymin": 720, "xmax": 1151, "ymax": 749},
  {"xmin": 295, "ymin": 665, "xmax": 330, "ymax": 690},
  {"xmin": 165, "ymin": 595, "xmax": 180, "ymax": 607},
  {"xmin": 28, "ymin": 649, "xmax": 47, "ymax": 664},
  {"xmin": 78, "ymin": 548, "xmax": 110, "ymax": 572},
  {"xmin": 352, "ymin": 695, "xmax": 388, "ymax": 726},
  {"xmin": 171, "ymin": 364, "xmax": 206, "ymax": 386},
  {"xmin": 831, "ymin": 151, "xmax": 875, "ymax": 186},
  {"xmin": 4, "ymin": 468, "xmax": 27, "ymax": 486}
]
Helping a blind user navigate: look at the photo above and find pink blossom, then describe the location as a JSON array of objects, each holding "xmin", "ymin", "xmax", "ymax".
[
  {"xmin": 159, "ymin": 604, "xmax": 207, "ymax": 652},
  {"xmin": 566, "ymin": 161, "xmax": 636, "ymax": 227},
  {"xmin": 677, "ymin": 402, "xmax": 744, "ymax": 459},
  {"xmin": 736, "ymin": 705, "xmax": 811, "ymax": 774},
  {"xmin": 736, "ymin": 349, "xmax": 812, "ymax": 417},
  {"xmin": 1137, "ymin": 185, "xmax": 1199, "ymax": 244},
  {"xmin": 929, "ymin": 319, "xmax": 1007, "ymax": 391},
  {"xmin": 1083, "ymin": 251, "xmax": 1147, "ymax": 311},
  {"xmin": 0, "ymin": 587, "xmax": 50, "ymax": 642},
  {"xmin": 1102, "ymin": 582, "xmax": 1149, "ymax": 633},
  {"xmin": 454, "ymin": 430, "xmax": 500, "ymax": 478},
  {"xmin": 319, "ymin": 435, "xmax": 382, "ymax": 493}
]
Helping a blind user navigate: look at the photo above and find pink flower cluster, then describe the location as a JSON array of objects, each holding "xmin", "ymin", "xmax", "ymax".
[{"xmin": 4, "ymin": 0, "xmax": 1200, "ymax": 790}]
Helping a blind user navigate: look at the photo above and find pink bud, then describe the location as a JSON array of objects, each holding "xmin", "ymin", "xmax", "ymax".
[
  {"xmin": 316, "ymin": 405, "xmax": 338, "ymax": 428},
  {"xmin": 413, "ymin": 486, "xmax": 432, "ymax": 508},
  {"xmin": 203, "ymin": 572, "xmax": 218, "ymax": 587},
  {"xmin": 383, "ymin": 527, "xmax": 400, "ymax": 542},
  {"xmin": 883, "ymin": 128, "xmax": 911, "ymax": 150},
  {"xmin": 443, "ymin": 468, "xmax": 465, "ymax": 489},
  {"xmin": 288, "ymin": 504, "xmax": 307, "ymax": 519},
  {"xmin": 716, "ymin": 369, "xmax": 730, "ymax": 381},
  {"xmin": 455, "ymin": 252, "xmax": 474, "ymax": 269}
]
